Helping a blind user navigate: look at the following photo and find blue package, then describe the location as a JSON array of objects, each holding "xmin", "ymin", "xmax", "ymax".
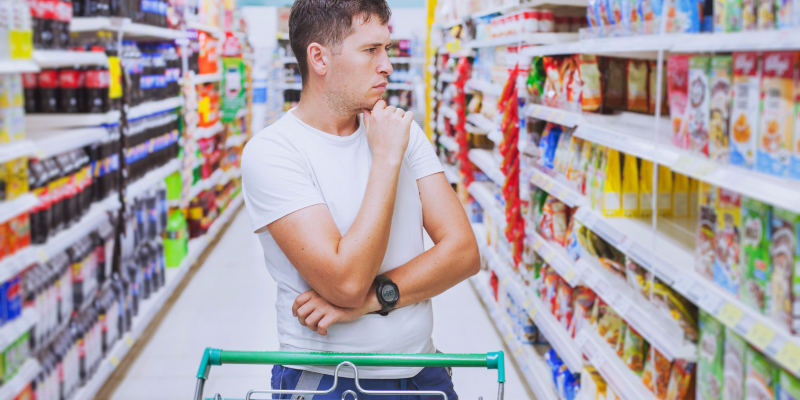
[
  {"xmin": 0, "ymin": 281, "xmax": 6, "ymax": 327},
  {"xmin": 538, "ymin": 124, "xmax": 563, "ymax": 170},
  {"xmin": 637, "ymin": 0, "xmax": 664, "ymax": 34},
  {"xmin": 669, "ymin": 0, "xmax": 702, "ymax": 32}
]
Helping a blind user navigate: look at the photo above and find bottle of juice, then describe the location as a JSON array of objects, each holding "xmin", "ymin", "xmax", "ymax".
[{"xmin": 164, "ymin": 209, "xmax": 187, "ymax": 268}]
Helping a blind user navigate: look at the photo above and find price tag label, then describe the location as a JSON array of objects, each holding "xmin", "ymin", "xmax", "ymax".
[
  {"xmin": 553, "ymin": 111, "xmax": 565, "ymax": 124},
  {"xmin": 125, "ymin": 336, "xmax": 135, "ymax": 346},
  {"xmin": 504, "ymin": 332, "xmax": 514, "ymax": 342},
  {"xmin": 522, "ymin": 298, "xmax": 532, "ymax": 310},
  {"xmin": 38, "ymin": 250, "xmax": 48, "ymax": 264},
  {"xmin": 110, "ymin": 356, "xmax": 120, "ymax": 368},
  {"xmin": 746, "ymin": 322, "xmax": 776, "ymax": 349},
  {"xmin": 694, "ymin": 160, "xmax": 716, "ymax": 177},
  {"xmin": 544, "ymin": 180, "xmax": 555, "ymax": 191},
  {"xmin": 502, "ymin": 276, "xmax": 511, "ymax": 286},
  {"xmin": 563, "ymin": 269, "xmax": 576, "ymax": 283},
  {"xmin": 528, "ymin": 306, "xmax": 538, "ymax": 320},
  {"xmin": 514, "ymin": 346, "xmax": 523, "ymax": 357},
  {"xmin": 543, "ymin": 251, "xmax": 555, "ymax": 263},
  {"xmin": 777, "ymin": 342, "xmax": 800, "ymax": 373},
  {"xmin": 557, "ymin": 188, "xmax": 569, "ymax": 201},
  {"xmin": 716, "ymin": 303, "xmax": 744, "ymax": 327}
]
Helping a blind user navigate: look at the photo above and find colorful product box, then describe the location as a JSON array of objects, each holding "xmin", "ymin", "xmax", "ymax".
[
  {"xmin": 698, "ymin": 310, "xmax": 724, "ymax": 400},
  {"xmin": 689, "ymin": 56, "xmax": 712, "ymax": 157},
  {"xmin": 730, "ymin": 52, "xmax": 761, "ymax": 169},
  {"xmin": 771, "ymin": 207, "xmax": 797, "ymax": 332},
  {"xmin": 739, "ymin": 197, "xmax": 771, "ymax": 312},
  {"xmin": 714, "ymin": 188, "xmax": 742, "ymax": 296},
  {"xmin": 756, "ymin": 51, "xmax": 798, "ymax": 177}
]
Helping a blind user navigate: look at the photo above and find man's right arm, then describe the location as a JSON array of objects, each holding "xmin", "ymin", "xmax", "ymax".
[{"xmin": 263, "ymin": 102, "xmax": 414, "ymax": 308}]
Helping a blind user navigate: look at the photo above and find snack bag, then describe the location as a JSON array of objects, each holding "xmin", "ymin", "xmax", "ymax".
[
  {"xmin": 568, "ymin": 286, "xmax": 597, "ymax": 337},
  {"xmin": 579, "ymin": 55, "xmax": 604, "ymax": 112},
  {"xmin": 778, "ymin": 369, "xmax": 800, "ymax": 400},
  {"xmin": 623, "ymin": 326, "xmax": 647, "ymax": 374},
  {"xmin": 673, "ymin": 173, "xmax": 690, "ymax": 217},
  {"xmin": 657, "ymin": 165, "xmax": 673, "ymax": 216},
  {"xmin": 567, "ymin": 136, "xmax": 586, "ymax": 186},
  {"xmin": 770, "ymin": 207, "xmax": 797, "ymax": 331},
  {"xmin": 757, "ymin": 0, "xmax": 775, "ymax": 29},
  {"xmin": 743, "ymin": 0, "xmax": 758, "ymax": 29},
  {"xmin": 715, "ymin": 0, "xmax": 727, "ymax": 31},
  {"xmin": 726, "ymin": 0, "xmax": 743, "ymax": 30},
  {"xmin": 723, "ymin": 328, "xmax": 746, "ymax": 400},
  {"xmin": 609, "ymin": 0, "xmax": 624, "ymax": 33},
  {"xmin": 640, "ymin": 159, "xmax": 654, "ymax": 217},
  {"xmin": 757, "ymin": 51, "xmax": 798, "ymax": 177},
  {"xmin": 730, "ymin": 52, "xmax": 761, "ymax": 169},
  {"xmin": 714, "ymin": 188, "xmax": 742, "ymax": 296},
  {"xmin": 621, "ymin": 0, "xmax": 636, "ymax": 34},
  {"xmin": 709, "ymin": 56, "xmax": 733, "ymax": 163},
  {"xmin": 643, "ymin": 348, "xmax": 672, "ymax": 399},
  {"xmin": 605, "ymin": 58, "xmax": 628, "ymax": 110},
  {"xmin": 667, "ymin": 0, "xmax": 702, "ymax": 31},
  {"xmin": 688, "ymin": 56, "xmax": 712, "ymax": 156},
  {"xmin": 543, "ymin": 57, "xmax": 565, "ymax": 108},
  {"xmin": 744, "ymin": 347, "xmax": 778, "ymax": 400},
  {"xmin": 598, "ymin": 302, "xmax": 624, "ymax": 346},
  {"xmin": 669, "ymin": 55, "xmax": 691, "ymax": 149},
  {"xmin": 599, "ymin": 0, "xmax": 616, "ymax": 35},
  {"xmin": 776, "ymin": 0, "xmax": 795, "ymax": 28},
  {"xmin": 588, "ymin": 0, "xmax": 603, "ymax": 35},
  {"xmin": 622, "ymin": 153, "xmax": 640, "ymax": 217},
  {"xmin": 603, "ymin": 148, "xmax": 623, "ymax": 217},
  {"xmin": 666, "ymin": 360, "xmax": 696, "ymax": 400},
  {"xmin": 698, "ymin": 310, "xmax": 725, "ymax": 400},
  {"xmin": 740, "ymin": 196, "xmax": 772, "ymax": 312},
  {"xmin": 628, "ymin": 59, "xmax": 650, "ymax": 113},
  {"xmin": 616, "ymin": 322, "xmax": 627, "ymax": 358}
]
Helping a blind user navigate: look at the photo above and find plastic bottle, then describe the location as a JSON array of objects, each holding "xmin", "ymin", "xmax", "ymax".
[
  {"xmin": 37, "ymin": 69, "xmax": 59, "ymax": 112},
  {"xmin": 164, "ymin": 209, "xmax": 187, "ymax": 267}
]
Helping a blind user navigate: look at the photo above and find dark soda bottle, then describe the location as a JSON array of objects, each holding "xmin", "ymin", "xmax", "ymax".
[
  {"xmin": 28, "ymin": 159, "xmax": 52, "ymax": 244},
  {"xmin": 37, "ymin": 70, "xmax": 59, "ymax": 113},
  {"xmin": 58, "ymin": 68, "xmax": 81, "ymax": 113},
  {"xmin": 22, "ymin": 73, "xmax": 37, "ymax": 113},
  {"xmin": 85, "ymin": 65, "xmax": 109, "ymax": 113}
]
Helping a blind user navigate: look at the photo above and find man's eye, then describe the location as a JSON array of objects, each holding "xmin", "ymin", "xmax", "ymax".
[{"xmin": 366, "ymin": 48, "xmax": 376, "ymax": 53}]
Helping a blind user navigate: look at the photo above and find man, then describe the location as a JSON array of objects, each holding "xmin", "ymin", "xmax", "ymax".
[{"xmin": 241, "ymin": 0, "xmax": 479, "ymax": 397}]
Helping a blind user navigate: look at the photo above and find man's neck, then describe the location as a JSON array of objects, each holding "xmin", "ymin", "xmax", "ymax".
[{"xmin": 292, "ymin": 85, "xmax": 359, "ymax": 137}]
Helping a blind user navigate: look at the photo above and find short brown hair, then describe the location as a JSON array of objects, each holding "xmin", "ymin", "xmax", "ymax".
[{"xmin": 289, "ymin": 0, "xmax": 392, "ymax": 84}]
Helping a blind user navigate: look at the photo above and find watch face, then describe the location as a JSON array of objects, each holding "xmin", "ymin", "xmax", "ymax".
[{"xmin": 381, "ymin": 285, "xmax": 398, "ymax": 303}]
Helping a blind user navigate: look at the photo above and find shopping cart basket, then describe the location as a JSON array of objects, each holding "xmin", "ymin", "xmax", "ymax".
[{"xmin": 193, "ymin": 348, "xmax": 506, "ymax": 399}]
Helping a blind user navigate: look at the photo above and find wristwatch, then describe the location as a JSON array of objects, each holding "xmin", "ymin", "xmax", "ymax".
[{"xmin": 374, "ymin": 275, "xmax": 399, "ymax": 316}]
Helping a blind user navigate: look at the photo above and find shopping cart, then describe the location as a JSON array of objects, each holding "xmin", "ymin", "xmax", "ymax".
[{"xmin": 193, "ymin": 348, "xmax": 506, "ymax": 399}]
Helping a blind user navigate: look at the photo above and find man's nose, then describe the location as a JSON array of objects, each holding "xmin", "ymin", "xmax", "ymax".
[{"xmin": 378, "ymin": 51, "xmax": 393, "ymax": 76}]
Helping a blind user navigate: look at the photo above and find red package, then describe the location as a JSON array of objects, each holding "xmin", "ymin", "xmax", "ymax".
[{"xmin": 668, "ymin": 55, "xmax": 690, "ymax": 149}]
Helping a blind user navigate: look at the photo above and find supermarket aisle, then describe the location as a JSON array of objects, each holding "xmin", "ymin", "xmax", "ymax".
[{"xmin": 109, "ymin": 208, "xmax": 531, "ymax": 399}]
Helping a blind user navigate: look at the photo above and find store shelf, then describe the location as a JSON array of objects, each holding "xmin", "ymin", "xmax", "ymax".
[
  {"xmin": 471, "ymin": 271, "xmax": 560, "ymax": 400},
  {"xmin": 281, "ymin": 57, "xmax": 297, "ymax": 64},
  {"xmin": 439, "ymin": 73, "xmax": 456, "ymax": 83},
  {"xmin": 523, "ymin": 103, "xmax": 582, "ymax": 128},
  {"xmin": 70, "ymin": 194, "xmax": 243, "ymax": 400},
  {"xmin": 188, "ymin": 168, "xmax": 240, "ymax": 201},
  {"xmin": 0, "ymin": 59, "xmax": 39, "ymax": 74},
  {"xmin": 471, "ymin": 0, "xmax": 588, "ymax": 19},
  {"xmin": 575, "ymin": 328, "xmax": 657, "ymax": 400},
  {"xmin": 525, "ymin": 228, "xmax": 583, "ymax": 287},
  {"xmin": 388, "ymin": 57, "xmax": 426, "ymax": 64},
  {"xmin": 279, "ymin": 82, "xmax": 302, "ymax": 90},
  {"xmin": 126, "ymin": 159, "xmax": 182, "ymax": 202},
  {"xmin": 520, "ymin": 34, "xmax": 684, "ymax": 59},
  {"xmin": 0, "ymin": 309, "xmax": 39, "ymax": 353},
  {"xmin": 468, "ymin": 33, "xmax": 579, "ymax": 49},
  {"xmin": 30, "ymin": 195, "xmax": 120, "ymax": 264},
  {"xmin": 32, "ymin": 50, "xmax": 108, "ymax": 68},
  {"xmin": 225, "ymin": 134, "xmax": 247, "ymax": 148},
  {"xmin": 192, "ymin": 73, "xmax": 222, "ymax": 85},
  {"xmin": 126, "ymin": 97, "xmax": 184, "ymax": 120},
  {"xmin": 0, "ymin": 247, "xmax": 35, "ymax": 284},
  {"xmin": 468, "ymin": 148, "xmax": 504, "ymax": 184},
  {"xmin": 440, "ymin": 105, "xmax": 458, "ymax": 122},
  {"xmin": 0, "ymin": 194, "xmax": 39, "ymax": 224},
  {"xmin": 386, "ymin": 83, "xmax": 415, "ymax": 90},
  {"xmin": 466, "ymin": 79, "xmax": 504, "ymax": 97},
  {"xmin": 0, "ymin": 359, "xmax": 42, "ymax": 400},
  {"xmin": 443, "ymin": 163, "xmax": 461, "ymax": 185},
  {"xmin": 466, "ymin": 113, "xmax": 496, "ymax": 133},
  {"xmin": 529, "ymin": 167, "xmax": 586, "ymax": 208},
  {"xmin": 186, "ymin": 21, "xmax": 224, "ymax": 38},
  {"xmin": 28, "ymin": 127, "xmax": 110, "ymax": 159},
  {"xmin": 194, "ymin": 122, "xmax": 224, "ymax": 140},
  {"xmin": 671, "ymin": 28, "xmax": 800, "ymax": 52},
  {"xmin": 467, "ymin": 182, "xmax": 506, "ymax": 229},
  {"xmin": 465, "ymin": 122, "xmax": 488, "ymax": 134},
  {"xmin": 437, "ymin": 134, "xmax": 459, "ymax": 153},
  {"xmin": 25, "ymin": 112, "xmax": 120, "ymax": 132}
]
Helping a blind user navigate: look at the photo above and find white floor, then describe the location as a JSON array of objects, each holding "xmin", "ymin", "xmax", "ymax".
[{"xmin": 110, "ymin": 209, "xmax": 531, "ymax": 399}]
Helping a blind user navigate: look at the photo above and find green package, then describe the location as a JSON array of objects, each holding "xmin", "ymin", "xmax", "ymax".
[
  {"xmin": 725, "ymin": 0, "xmax": 743, "ymax": 31},
  {"xmin": 778, "ymin": 369, "xmax": 800, "ymax": 399},
  {"xmin": 527, "ymin": 57, "xmax": 545, "ymax": 100},
  {"xmin": 698, "ymin": 310, "xmax": 724, "ymax": 400},
  {"xmin": 770, "ymin": 207, "xmax": 798, "ymax": 332},
  {"xmin": 744, "ymin": 347, "xmax": 777, "ymax": 399},
  {"xmin": 740, "ymin": 196, "xmax": 772, "ymax": 311},
  {"xmin": 723, "ymin": 327, "xmax": 746, "ymax": 400}
]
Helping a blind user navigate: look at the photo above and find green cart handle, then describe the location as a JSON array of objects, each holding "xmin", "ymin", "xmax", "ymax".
[{"xmin": 194, "ymin": 348, "xmax": 505, "ymax": 400}]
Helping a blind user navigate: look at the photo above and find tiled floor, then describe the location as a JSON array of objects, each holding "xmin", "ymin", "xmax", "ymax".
[{"xmin": 110, "ymin": 209, "xmax": 531, "ymax": 399}]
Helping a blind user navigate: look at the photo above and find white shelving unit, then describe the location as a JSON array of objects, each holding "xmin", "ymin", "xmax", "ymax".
[
  {"xmin": 225, "ymin": 134, "xmax": 247, "ymax": 148},
  {"xmin": 525, "ymin": 228, "xmax": 583, "ymax": 287},
  {"xmin": 468, "ymin": 148, "xmax": 505, "ymax": 185},
  {"xmin": 0, "ymin": 309, "xmax": 39, "ymax": 354},
  {"xmin": 186, "ymin": 21, "xmax": 224, "ymax": 38},
  {"xmin": 466, "ymin": 113, "xmax": 497, "ymax": 133},
  {"xmin": 468, "ymin": 33, "xmax": 579, "ymax": 49},
  {"xmin": 442, "ymin": 163, "xmax": 461, "ymax": 185},
  {"xmin": 125, "ymin": 159, "xmax": 182, "ymax": 202},
  {"xmin": 0, "ymin": 359, "xmax": 42, "ymax": 400},
  {"xmin": 28, "ymin": 127, "xmax": 110, "ymax": 158},
  {"xmin": 25, "ymin": 112, "xmax": 120, "ymax": 132},
  {"xmin": 576, "ymin": 328, "xmax": 657, "ymax": 400},
  {"xmin": 440, "ymin": 105, "xmax": 458, "ymax": 122},
  {"xmin": 278, "ymin": 82, "xmax": 302, "ymax": 90},
  {"xmin": 192, "ymin": 72, "xmax": 223, "ymax": 85},
  {"xmin": 0, "ymin": 194, "xmax": 39, "ymax": 225},
  {"xmin": 0, "ymin": 60, "xmax": 39, "ymax": 74},
  {"xmin": 467, "ymin": 182, "xmax": 506, "ymax": 229},
  {"xmin": 439, "ymin": 73, "xmax": 456, "ymax": 83},
  {"xmin": 32, "ymin": 50, "xmax": 109, "ymax": 68},
  {"xmin": 437, "ymin": 134, "xmax": 459, "ymax": 153},
  {"xmin": 195, "ymin": 122, "xmax": 224, "ymax": 140},
  {"xmin": 69, "ymin": 17, "xmax": 189, "ymax": 41},
  {"xmin": 466, "ymin": 79, "xmax": 504, "ymax": 97},
  {"xmin": 0, "ymin": 141, "xmax": 37, "ymax": 164},
  {"xmin": 126, "ymin": 97, "xmax": 184, "ymax": 120}
]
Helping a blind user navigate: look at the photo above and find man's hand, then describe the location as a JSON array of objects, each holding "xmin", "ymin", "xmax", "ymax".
[
  {"xmin": 292, "ymin": 289, "xmax": 380, "ymax": 336},
  {"xmin": 362, "ymin": 100, "xmax": 413, "ymax": 164}
]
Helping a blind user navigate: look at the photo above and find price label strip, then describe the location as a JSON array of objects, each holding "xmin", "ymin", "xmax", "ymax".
[
  {"xmin": 716, "ymin": 303, "xmax": 745, "ymax": 327},
  {"xmin": 746, "ymin": 322, "xmax": 777, "ymax": 350},
  {"xmin": 776, "ymin": 342, "xmax": 800, "ymax": 373}
]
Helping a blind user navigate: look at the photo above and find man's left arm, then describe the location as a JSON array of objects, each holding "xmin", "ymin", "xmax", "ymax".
[{"xmin": 292, "ymin": 172, "xmax": 481, "ymax": 335}]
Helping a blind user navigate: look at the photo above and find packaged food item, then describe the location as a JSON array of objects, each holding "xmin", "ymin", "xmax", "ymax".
[
  {"xmin": 623, "ymin": 325, "xmax": 647, "ymax": 374},
  {"xmin": 756, "ymin": 51, "xmax": 797, "ymax": 177},
  {"xmin": 743, "ymin": 0, "xmax": 758, "ymax": 29},
  {"xmin": 740, "ymin": 196, "xmax": 772, "ymax": 311},
  {"xmin": 698, "ymin": 310, "xmax": 724, "ymax": 400},
  {"xmin": 778, "ymin": 369, "xmax": 800, "ymax": 400},
  {"xmin": 638, "ymin": 0, "xmax": 665, "ymax": 33},
  {"xmin": 669, "ymin": 55, "xmax": 691, "ymax": 149},
  {"xmin": 650, "ymin": 60, "xmax": 669, "ymax": 115},
  {"xmin": 543, "ymin": 57, "xmax": 565, "ymax": 108},
  {"xmin": 643, "ymin": 347, "xmax": 672, "ymax": 399},
  {"xmin": 666, "ymin": 360, "xmax": 696, "ymax": 400},
  {"xmin": 539, "ymin": 123, "xmax": 563, "ymax": 170},
  {"xmin": 730, "ymin": 52, "xmax": 761, "ymax": 168},
  {"xmin": 690, "ymin": 178, "xmax": 700, "ymax": 217},
  {"xmin": 725, "ymin": 0, "xmax": 743, "ymax": 30},
  {"xmin": 567, "ymin": 137, "xmax": 586, "ymax": 187},
  {"xmin": 709, "ymin": 56, "xmax": 733, "ymax": 163},
  {"xmin": 593, "ymin": 145, "xmax": 608, "ymax": 211},
  {"xmin": 792, "ymin": 75, "xmax": 800, "ymax": 181},
  {"xmin": 723, "ymin": 327, "xmax": 746, "ymax": 400},
  {"xmin": 775, "ymin": 0, "xmax": 795, "ymax": 28},
  {"xmin": 628, "ymin": 59, "xmax": 650, "ymax": 113},
  {"xmin": 673, "ymin": 173, "xmax": 690, "ymax": 217},
  {"xmin": 528, "ymin": 57, "xmax": 546, "ymax": 101},
  {"xmin": 714, "ymin": 0, "xmax": 727, "ymax": 30},
  {"xmin": 598, "ymin": 301, "xmax": 624, "ymax": 346},
  {"xmin": 640, "ymin": 159, "xmax": 654, "ymax": 217},
  {"xmin": 621, "ymin": 153, "xmax": 639, "ymax": 217},
  {"xmin": 651, "ymin": 281, "xmax": 700, "ymax": 341},
  {"xmin": 757, "ymin": 0, "xmax": 775, "ymax": 29},
  {"xmin": 603, "ymin": 148, "xmax": 623, "ymax": 217},
  {"xmin": 714, "ymin": 188, "xmax": 742, "ymax": 296},
  {"xmin": 626, "ymin": 256, "xmax": 648, "ymax": 297},
  {"xmin": 588, "ymin": 0, "xmax": 603, "ymax": 35},
  {"xmin": 770, "ymin": 207, "xmax": 796, "ymax": 331},
  {"xmin": 744, "ymin": 347, "xmax": 778, "ymax": 400},
  {"xmin": 580, "ymin": 54, "xmax": 603, "ymax": 112},
  {"xmin": 569, "ymin": 286, "xmax": 596, "ymax": 337},
  {"xmin": 616, "ymin": 321, "xmax": 628, "ymax": 358},
  {"xmin": 555, "ymin": 279, "xmax": 574, "ymax": 328},
  {"xmin": 667, "ymin": 0, "xmax": 702, "ymax": 31},
  {"xmin": 688, "ymin": 56, "xmax": 711, "ymax": 156},
  {"xmin": 657, "ymin": 165, "xmax": 673, "ymax": 216},
  {"xmin": 604, "ymin": 57, "xmax": 628, "ymax": 111},
  {"xmin": 609, "ymin": 0, "xmax": 623, "ymax": 32}
]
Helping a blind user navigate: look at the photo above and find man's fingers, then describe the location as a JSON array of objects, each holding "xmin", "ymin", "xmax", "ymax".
[
  {"xmin": 403, "ymin": 111, "xmax": 414, "ymax": 122},
  {"xmin": 393, "ymin": 107, "xmax": 406, "ymax": 116},
  {"xmin": 292, "ymin": 291, "xmax": 314, "ymax": 317},
  {"xmin": 362, "ymin": 108, "xmax": 371, "ymax": 131},
  {"xmin": 304, "ymin": 309, "xmax": 325, "ymax": 332},
  {"xmin": 373, "ymin": 100, "xmax": 386, "ymax": 111},
  {"xmin": 317, "ymin": 314, "xmax": 337, "ymax": 336},
  {"xmin": 385, "ymin": 105, "xmax": 397, "ymax": 114},
  {"xmin": 296, "ymin": 301, "xmax": 316, "ymax": 323}
]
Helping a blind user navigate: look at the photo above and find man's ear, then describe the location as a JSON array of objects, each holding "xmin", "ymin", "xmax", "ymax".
[{"xmin": 307, "ymin": 42, "xmax": 328, "ymax": 78}]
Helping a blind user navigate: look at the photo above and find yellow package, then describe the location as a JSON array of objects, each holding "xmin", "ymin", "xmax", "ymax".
[
  {"xmin": 639, "ymin": 159, "xmax": 654, "ymax": 217},
  {"xmin": 5, "ymin": 158, "xmax": 28, "ymax": 200},
  {"xmin": 756, "ymin": 51, "xmax": 797, "ymax": 177},
  {"xmin": 604, "ymin": 148, "xmax": 623, "ymax": 217},
  {"xmin": 673, "ymin": 173, "xmax": 690, "ymax": 217},
  {"xmin": 622, "ymin": 153, "xmax": 639, "ymax": 217},
  {"xmin": 689, "ymin": 178, "xmax": 699, "ymax": 217},
  {"xmin": 0, "ymin": 110, "xmax": 8, "ymax": 143},
  {"xmin": 657, "ymin": 165, "xmax": 673, "ymax": 216},
  {"xmin": 593, "ymin": 145, "xmax": 608, "ymax": 212}
]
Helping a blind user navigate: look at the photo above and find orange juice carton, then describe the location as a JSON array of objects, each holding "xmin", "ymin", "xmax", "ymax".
[
  {"xmin": 709, "ymin": 55, "xmax": 733, "ymax": 163},
  {"xmin": 730, "ymin": 52, "xmax": 761, "ymax": 169},
  {"xmin": 756, "ymin": 51, "xmax": 797, "ymax": 177},
  {"xmin": 688, "ymin": 56, "xmax": 711, "ymax": 157},
  {"xmin": 714, "ymin": 188, "xmax": 742, "ymax": 296}
]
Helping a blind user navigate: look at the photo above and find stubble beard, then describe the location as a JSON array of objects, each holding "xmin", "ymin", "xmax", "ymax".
[{"xmin": 324, "ymin": 79, "xmax": 376, "ymax": 118}]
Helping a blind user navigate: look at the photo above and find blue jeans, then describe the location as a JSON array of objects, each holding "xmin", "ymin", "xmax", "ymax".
[{"xmin": 270, "ymin": 365, "xmax": 459, "ymax": 399}]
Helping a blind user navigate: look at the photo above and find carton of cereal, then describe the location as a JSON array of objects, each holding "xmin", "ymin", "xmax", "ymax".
[
  {"xmin": 729, "ymin": 52, "xmax": 761, "ymax": 169},
  {"xmin": 696, "ymin": 181, "xmax": 717, "ymax": 279},
  {"xmin": 745, "ymin": 347, "xmax": 778, "ymax": 400},
  {"xmin": 689, "ymin": 56, "xmax": 712, "ymax": 157},
  {"xmin": 669, "ymin": 55, "xmax": 691, "ymax": 149},
  {"xmin": 710, "ymin": 56, "xmax": 733, "ymax": 163},
  {"xmin": 698, "ymin": 310, "xmax": 724, "ymax": 400},
  {"xmin": 714, "ymin": 188, "xmax": 742, "ymax": 296},
  {"xmin": 723, "ymin": 328, "xmax": 746, "ymax": 400},
  {"xmin": 756, "ymin": 51, "xmax": 798, "ymax": 178},
  {"xmin": 770, "ymin": 207, "xmax": 797, "ymax": 332},
  {"xmin": 739, "ymin": 196, "xmax": 771, "ymax": 312},
  {"xmin": 791, "ymin": 75, "xmax": 800, "ymax": 181}
]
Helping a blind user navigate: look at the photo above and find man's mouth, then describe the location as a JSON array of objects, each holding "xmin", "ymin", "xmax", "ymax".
[{"xmin": 373, "ymin": 82, "xmax": 387, "ymax": 90}]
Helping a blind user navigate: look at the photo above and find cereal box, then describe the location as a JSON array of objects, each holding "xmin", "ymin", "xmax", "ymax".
[
  {"xmin": 726, "ymin": 0, "xmax": 743, "ymax": 30},
  {"xmin": 791, "ymin": 75, "xmax": 800, "ymax": 181},
  {"xmin": 696, "ymin": 181, "xmax": 718, "ymax": 279},
  {"xmin": 757, "ymin": 51, "xmax": 798, "ymax": 177},
  {"xmin": 739, "ymin": 197, "xmax": 771, "ymax": 312},
  {"xmin": 770, "ymin": 207, "xmax": 797, "ymax": 331},
  {"xmin": 714, "ymin": 0, "xmax": 727, "ymax": 31},
  {"xmin": 778, "ymin": 368, "xmax": 800, "ymax": 400},
  {"xmin": 743, "ymin": 0, "xmax": 758, "ymax": 29},
  {"xmin": 714, "ymin": 188, "xmax": 742, "ymax": 296},
  {"xmin": 776, "ymin": 0, "xmax": 795, "ymax": 28},
  {"xmin": 669, "ymin": 55, "xmax": 691, "ymax": 149},
  {"xmin": 744, "ymin": 347, "xmax": 778, "ymax": 400},
  {"xmin": 723, "ymin": 328, "xmax": 746, "ymax": 400},
  {"xmin": 757, "ymin": 0, "xmax": 776, "ymax": 29},
  {"xmin": 689, "ymin": 56, "xmax": 712, "ymax": 157},
  {"xmin": 710, "ymin": 56, "xmax": 733, "ymax": 163},
  {"xmin": 730, "ymin": 52, "xmax": 761, "ymax": 169},
  {"xmin": 698, "ymin": 310, "xmax": 724, "ymax": 400}
]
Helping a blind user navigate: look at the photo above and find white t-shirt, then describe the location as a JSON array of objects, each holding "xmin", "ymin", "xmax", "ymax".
[{"xmin": 241, "ymin": 110, "xmax": 444, "ymax": 379}]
